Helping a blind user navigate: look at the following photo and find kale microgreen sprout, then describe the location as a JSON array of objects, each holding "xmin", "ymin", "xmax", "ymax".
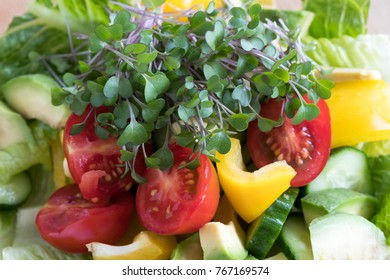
[{"xmin": 50, "ymin": 0, "xmax": 334, "ymax": 181}]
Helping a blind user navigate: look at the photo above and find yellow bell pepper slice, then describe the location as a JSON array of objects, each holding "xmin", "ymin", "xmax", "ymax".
[
  {"xmin": 326, "ymin": 80, "xmax": 390, "ymax": 148},
  {"xmin": 215, "ymin": 138, "xmax": 296, "ymax": 223},
  {"xmin": 87, "ymin": 231, "xmax": 177, "ymax": 260}
]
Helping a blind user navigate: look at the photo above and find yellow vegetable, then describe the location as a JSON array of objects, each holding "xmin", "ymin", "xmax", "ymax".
[
  {"xmin": 50, "ymin": 132, "xmax": 67, "ymax": 190},
  {"xmin": 213, "ymin": 194, "xmax": 246, "ymax": 243},
  {"xmin": 87, "ymin": 231, "xmax": 177, "ymax": 260},
  {"xmin": 326, "ymin": 80, "xmax": 390, "ymax": 148},
  {"xmin": 215, "ymin": 138, "xmax": 296, "ymax": 223}
]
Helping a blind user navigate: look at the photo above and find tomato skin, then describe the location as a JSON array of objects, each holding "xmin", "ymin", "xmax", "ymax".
[
  {"xmin": 36, "ymin": 185, "xmax": 134, "ymax": 253},
  {"xmin": 136, "ymin": 143, "xmax": 220, "ymax": 235},
  {"xmin": 63, "ymin": 106, "xmax": 149, "ymax": 203},
  {"xmin": 247, "ymin": 97, "xmax": 331, "ymax": 187}
]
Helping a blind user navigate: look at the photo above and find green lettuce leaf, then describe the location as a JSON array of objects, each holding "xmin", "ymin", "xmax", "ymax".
[
  {"xmin": 1, "ymin": 207, "xmax": 89, "ymax": 260},
  {"xmin": 28, "ymin": 0, "xmax": 113, "ymax": 33},
  {"xmin": 303, "ymin": 0, "xmax": 370, "ymax": 38},
  {"xmin": 372, "ymin": 194, "xmax": 390, "ymax": 245},
  {"xmin": 0, "ymin": 13, "xmax": 70, "ymax": 85},
  {"xmin": 356, "ymin": 140, "xmax": 390, "ymax": 158},
  {"xmin": 368, "ymin": 155, "xmax": 390, "ymax": 204},
  {"xmin": 0, "ymin": 0, "xmax": 129, "ymax": 84},
  {"xmin": 0, "ymin": 210, "xmax": 17, "ymax": 259},
  {"xmin": 0, "ymin": 121, "xmax": 53, "ymax": 184},
  {"xmin": 304, "ymin": 34, "xmax": 390, "ymax": 83}
]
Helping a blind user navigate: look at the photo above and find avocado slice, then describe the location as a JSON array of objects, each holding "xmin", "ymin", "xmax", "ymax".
[
  {"xmin": 301, "ymin": 188, "xmax": 379, "ymax": 226},
  {"xmin": 170, "ymin": 232, "xmax": 203, "ymax": 260},
  {"xmin": 199, "ymin": 221, "xmax": 248, "ymax": 260},
  {"xmin": 0, "ymin": 101, "xmax": 33, "ymax": 149},
  {"xmin": 1, "ymin": 74, "xmax": 70, "ymax": 128}
]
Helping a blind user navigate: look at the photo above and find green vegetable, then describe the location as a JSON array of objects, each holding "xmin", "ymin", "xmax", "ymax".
[
  {"xmin": 245, "ymin": 188, "xmax": 299, "ymax": 259},
  {"xmin": 301, "ymin": 188, "xmax": 378, "ymax": 226},
  {"xmin": 0, "ymin": 0, "xmax": 130, "ymax": 84},
  {"xmin": 277, "ymin": 214, "xmax": 313, "ymax": 260},
  {"xmin": 0, "ymin": 172, "xmax": 32, "ymax": 209},
  {"xmin": 55, "ymin": 3, "xmax": 333, "ymax": 179},
  {"xmin": 259, "ymin": 9, "xmax": 315, "ymax": 37},
  {"xmin": 372, "ymin": 194, "xmax": 390, "ymax": 245},
  {"xmin": 303, "ymin": 0, "xmax": 370, "ymax": 38},
  {"xmin": 0, "ymin": 210, "xmax": 17, "ymax": 259},
  {"xmin": 0, "ymin": 101, "xmax": 34, "ymax": 149},
  {"xmin": 368, "ymin": 155, "xmax": 390, "ymax": 203},
  {"xmin": 0, "ymin": 121, "xmax": 52, "ymax": 184},
  {"xmin": 1, "ymin": 207, "xmax": 89, "ymax": 260},
  {"xmin": 1, "ymin": 74, "xmax": 70, "ymax": 128},
  {"xmin": 356, "ymin": 139, "xmax": 390, "ymax": 158},
  {"xmin": 304, "ymin": 34, "xmax": 390, "ymax": 83},
  {"xmin": 170, "ymin": 232, "xmax": 203, "ymax": 260},
  {"xmin": 305, "ymin": 146, "xmax": 374, "ymax": 195},
  {"xmin": 310, "ymin": 213, "xmax": 389, "ymax": 260},
  {"xmin": 199, "ymin": 221, "xmax": 248, "ymax": 260}
]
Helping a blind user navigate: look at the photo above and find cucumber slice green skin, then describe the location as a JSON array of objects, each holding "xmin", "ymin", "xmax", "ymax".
[
  {"xmin": 245, "ymin": 188, "xmax": 299, "ymax": 260},
  {"xmin": 0, "ymin": 172, "xmax": 32, "ymax": 209},
  {"xmin": 277, "ymin": 214, "xmax": 313, "ymax": 260},
  {"xmin": 310, "ymin": 213, "xmax": 389, "ymax": 260},
  {"xmin": 305, "ymin": 146, "xmax": 374, "ymax": 195},
  {"xmin": 301, "ymin": 188, "xmax": 379, "ymax": 226}
]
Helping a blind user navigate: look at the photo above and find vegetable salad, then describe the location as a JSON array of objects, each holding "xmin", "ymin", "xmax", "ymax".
[{"xmin": 0, "ymin": 0, "xmax": 390, "ymax": 260}]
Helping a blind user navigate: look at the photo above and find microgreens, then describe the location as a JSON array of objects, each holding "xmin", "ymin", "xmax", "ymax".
[{"xmin": 50, "ymin": 0, "xmax": 333, "ymax": 181}]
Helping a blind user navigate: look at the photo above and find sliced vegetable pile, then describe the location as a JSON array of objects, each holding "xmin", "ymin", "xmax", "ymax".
[{"xmin": 1, "ymin": 0, "xmax": 390, "ymax": 260}]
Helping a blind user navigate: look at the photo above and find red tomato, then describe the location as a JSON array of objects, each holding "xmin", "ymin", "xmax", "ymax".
[
  {"xmin": 247, "ymin": 97, "xmax": 331, "ymax": 187},
  {"xmin": 35, "ymin": 184, "xmax": 134, "ymax": 253},
  {"xmin": 136, "ymin": 143, "xmax": 220, "ymax": 235},
  {"xmin": 63, "ymin": 106, "xmax": 149, "ymax": 203}
]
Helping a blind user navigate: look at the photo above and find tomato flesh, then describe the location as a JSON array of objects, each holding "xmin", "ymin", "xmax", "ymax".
[
  {"xmin": 36, "ymin": 185, "xmax": 134, "ymax": 253},
  {"xmin": 64, "ymin": 106, "xmax": 149, "ymax": 203},
  {"xmin": 247, "ymin": 97, "xmax": 331, "ymax": 186},
  {"xmin": 136, "ymin": 143, "xmax": 220, "ymax": 235}
]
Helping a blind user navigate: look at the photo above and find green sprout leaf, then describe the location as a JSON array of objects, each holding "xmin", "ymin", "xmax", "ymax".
[
  {"xmin": 117, "ymin": 121, "xmax": 149, "ymax": 146},
  {"xmin": 208, "ymin": 131, "xmax": 231, "ymax": 154},
  {"xmin": 205, "ymin": 20, "xmax": 224, "ymax": 50},
  {"xmin": 143, "ymin": 73, "xmax": 170, "ymax": 103}
]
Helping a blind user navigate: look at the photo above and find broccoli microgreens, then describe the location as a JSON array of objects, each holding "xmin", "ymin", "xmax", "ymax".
[{"xmin": 50, "ymin": 0, "xmax": 334, "ymax": 182}]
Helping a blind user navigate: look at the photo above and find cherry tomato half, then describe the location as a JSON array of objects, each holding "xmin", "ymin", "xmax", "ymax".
[
  {"xmin": 36, "ymin": 184, "xmax": 134, "ymax": 253},
  {"xmin": 136, "ymin": 143, "xmax": 220, "ymax": 235},
  {"xmin": 63, "ymin": 106, "xmax": 149, "ymax": 203},
  {"xmin": 247, "ymin": 97, "xmax": 331, "ymax": 187}
]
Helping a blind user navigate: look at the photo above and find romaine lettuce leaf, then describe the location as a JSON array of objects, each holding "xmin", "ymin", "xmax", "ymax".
[
  {"xmin": 0, "ymin": 13, "xmax": 70, "ymax": 85},
  {"xmin": 0, "ymin": 0, "xmax": 128, "ymax": 84},
  {"xmin": 28, "ymin": 0, "xmax": 112, "ymax": 33},
  {"xmin": 368, "ymin": 155, "xmax": 390, "ymax": 203},
  {"xmin": 0, "ymin": 210, "xmax": 17, "ymax": 259},
  {"xmin": 0, "ymin": 121, "xmax": 52, "ymax": 184},
  {"xmin": 303, "ymin": 0, "xmax": 370, "ymax": 38},
  {"xmin": 356, "ymin": 140, "xmax": 390, "ymax": 158},
  {"xmin": 304, "ymin": 34, "xmax": 390, "ymax": 84},
  {"xmin": 1, "ymin": 207, "xmax": 89, "ymax": 260},
  {"xmin": 372, "ymin": 194, "xmax": 390, "ymax": 245}
]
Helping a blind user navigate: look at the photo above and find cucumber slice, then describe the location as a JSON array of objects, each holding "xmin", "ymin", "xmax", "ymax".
[
  {"xmin": 305, "ymin": 146, "xmax": 373, "ymax": 195},
  {"xmin": 310, "ymin": 213, "xmax": 389, "ymax": 260},
  {"xmin": 277, "ymin": 214, "xmax": 313, "ymax": 260},
  {"xmin": 245, "ymin": 188, "xmax": 299, "ymax": 260},
  {"xmin": 0, "ymin": 172, "xmax": 32, "ymax": 209},
  {"xmin": 301, "ymin": 188, "xmax": 378, "ymax": 226}
]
